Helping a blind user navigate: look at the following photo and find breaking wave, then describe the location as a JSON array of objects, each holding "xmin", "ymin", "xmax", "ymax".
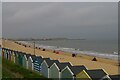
[{"xmin": 17, "ymin": 41, "xmax": 119, "ymax": 60}]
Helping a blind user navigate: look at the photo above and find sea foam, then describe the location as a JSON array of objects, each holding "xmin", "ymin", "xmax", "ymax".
[{"xmin": 17, "ymin": 41, "xmax": 119, "ymax": 60}]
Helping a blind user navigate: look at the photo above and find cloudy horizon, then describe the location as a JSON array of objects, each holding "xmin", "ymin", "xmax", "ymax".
[{"xmin": 2, "ymin": 2, "xmax": 118, "ymax": 40}]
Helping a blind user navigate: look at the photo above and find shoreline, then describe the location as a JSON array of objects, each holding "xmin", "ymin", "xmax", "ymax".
[
  {"xmin": 17, "ymin": 40, "xmax": 118, "ymax": 61},
  {"xmin": 2, "ymin": 39, "xmax": 120, "ymax": 75}
]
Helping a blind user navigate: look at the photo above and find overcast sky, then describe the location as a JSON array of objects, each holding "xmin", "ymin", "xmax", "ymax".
[
  {"xmin": 0, "ymin": 2, "xmax": 1, "ymax": 38},
  {"xmin": 2, "ymin": 2, "xmax": 118, "ymax": 40},
  {"xmin": 2, "ymin": 0, "xmax": 119, "ymax": 2}
]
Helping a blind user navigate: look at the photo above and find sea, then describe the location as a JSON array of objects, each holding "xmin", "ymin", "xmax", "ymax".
[{"xmin": 18, "ymin": 39, "xmax": 119, "ymax": 60}]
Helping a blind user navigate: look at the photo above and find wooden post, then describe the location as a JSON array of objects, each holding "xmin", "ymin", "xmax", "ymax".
[{"xmin": 33, "ymin": 41, "xmax": 35, "ymax": 55}]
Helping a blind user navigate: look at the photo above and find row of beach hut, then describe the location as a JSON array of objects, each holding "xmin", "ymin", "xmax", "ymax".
[{"xmin": 2, "ymin": 48, "xmax": 114, "ymax": 80}]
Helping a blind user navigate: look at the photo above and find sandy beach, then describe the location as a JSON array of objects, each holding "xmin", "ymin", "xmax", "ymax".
[{"xmin": 2, "ymin": 39, "xmax": 119, "ymax": 75}]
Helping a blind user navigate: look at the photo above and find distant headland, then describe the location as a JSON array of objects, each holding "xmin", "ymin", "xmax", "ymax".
[{"xmin": 4, "ymin": 38, "xmax": 86, "ymax": 41}]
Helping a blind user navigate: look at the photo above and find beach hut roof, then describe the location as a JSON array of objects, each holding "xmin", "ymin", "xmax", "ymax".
[
  {"xmin": 31, "ymin": 55, "xmax": 36, "ymax": 62},
  {"xmin": 86, "ymin": 69, "xmax": 107, "ymax": 80},
  {"xmin": 11, "ymin": 50, "xmax": 15, "ymax": 52},
  {"xmin": 9, "ymin": 49, "xmax": 12, "ymax": 51},
  {"xmin": 41, "ymin": 58, "xmax": 51, "ymax": 66},
  {"xmin": 5, "ymin": 48, "xmax": 8, "ymax": 50},
  {"xmin": 42, "ymin": 58, "xmax": 60, "ymax": 68},
  {"xmin": 109, "ymin": 75, "xmax": 120, "ymax": 80},
  {"xmin": 47, "ymin": 60, "xmax": 59, "ymax": 68},
  {"xmin": 4, "ymin": 48, "xmax": 6, "ymax": 50},
  {"xmin": 26, "ymin": 54, "xmax": 31, "ymax": 59},
  {"xmin": 56, "ymin": 62, "xmax": 72, "ymax": 71},
  {"xmin": 19, "ymin": 52, "xmax": 25, "ymax": 55},
  {"xmin": 34, "ymin": 56, "xmax": 43, "ymax": 64},
  {"xmin": 22, "ymin": 52, "xmax": 26, "ymax": 55},
  {"xmin": 42, "ymin": 57, "xmax": 50, "ymax": 61},
  {"xmin": 69, "ymin": 65, "xmax": 87, "ymax": 75},
  {"xmin": 18, "ymin": 51, "xmax": 21, "ymax": 54},
  {"xmin": 2, "ymin": 48, "xmax": 5, "ymax": 50},
  {"xmin": 37, "ymin": 56, "xmax": 42, "ymax": 59},
  {"xmin": 36, "ymin": 56, "xmax": 42, "ymax": 60},
  {"xmin": 18, "ymin": 51, "xmax": 22, "ymax": 54},
  {"xmin": 6, "ymin": 48, "xmax": 9, "ymax": 50},
  {"xmin": 14, "ymin": 51, "xmax": 18, "ymax": 55}
]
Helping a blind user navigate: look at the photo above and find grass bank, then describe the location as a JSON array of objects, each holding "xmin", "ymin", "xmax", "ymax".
[{"xmin": 2, "ymin": 58, "xmax": 52, "ymax": 80}]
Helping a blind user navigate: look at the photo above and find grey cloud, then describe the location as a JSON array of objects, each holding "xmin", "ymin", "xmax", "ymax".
[
  {"xmin": 0, "ymin": 2, "xmax": 1, "ymax": 38},
  {"xmin": 2, "ymin": 2, "xmax": 118, "ymax": 40}
]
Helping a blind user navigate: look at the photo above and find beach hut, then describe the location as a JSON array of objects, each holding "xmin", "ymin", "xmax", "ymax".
[
  {"xmin": 5, "ymin": 49, "xmax": 9, "ymax": 59},
  {"xmin": 33, "ymin": 56, "xmax": 43, "ymax": 72},
  {"xmin": 49, "ymin": 62, "xmax": 72, "ymax": 79},
  {"xmin": 6, "ymin": 49, "xmax": 12, "ymax": 61},
  {"xmin": 2, "ymin": 48, "xmax": 5, "ymax": 58},
  {"xmin": 2, "ymin": 48, "xmax": 4, "ymax": 58},
  {"xmin": 18, "ymin": 52, "xmax": 25, "ymax": 66},
  {"xmin": 6, "ymin": 49, "xmax": 9, "ymax": 60},
  {"xmin": 7, "ymin": 49, "xmax": 10, "ymax": 60},
  {"xmin": 3, "ymin": 48, "xmax": 7, "ymax": 59},
  {"xmin": 10, "ymin": 50, "xmax": 15, "ymax": 62},
  {"xmin": 22, "ymin": 53, "xmax": 27, "ymax": 68},
  {"xmin": 61, "ymin": 65, "xmax": 87, "ymax": 80},
  {"xmin": 41, "ymin": 58, "xmax": 53, "ymax": 78},
  {"xmin": 14, "ymin": 51, "xmax": 19, "ymax": 64},
  {"xmin": 78, "ymin": 69, "xmax": 111, "ymax": 80},
  {"xmin": 4, "ymin": 48, "xmax": 7, "ymax": 59},
  {"xmin": 8, "ymin": 49, "xmax": 13, "ymax": 61},
  {"xmin": 11, "ymin": 50, "xmax": 16, "ymax": 63},
  {"xmin": 28, "ymin": 55, "xmax": 36, "ymax": 70},
  {"xmin": 23, "ymin": 54, "xmax": 31, "ymax": 69}
]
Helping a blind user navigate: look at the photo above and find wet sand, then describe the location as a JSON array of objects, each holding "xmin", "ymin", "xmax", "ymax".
[{"xmin": 2, "ymin": 39, "xmax": 120, "ymax": 75}]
